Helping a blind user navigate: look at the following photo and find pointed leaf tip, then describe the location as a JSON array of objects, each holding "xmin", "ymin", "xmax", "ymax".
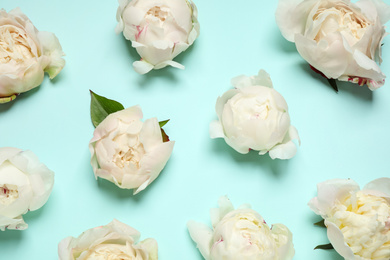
[
  {"xmin": 159, "ymin": 119, "xmax": 170, "ymax": 128},
  {"xmin": 90, "ymin": 91, "xmax": 125, "ymax": 128},
  {"xmin": 327, "ymin": 78, "xmax": 338, "ymax": 92},
  {"xmin": 314, "ymin": 243, "xmax": 334, "ymax": 250},
  {"xmin": 314, "ymin": 219, "xmax": 326, "ymax": 228}
]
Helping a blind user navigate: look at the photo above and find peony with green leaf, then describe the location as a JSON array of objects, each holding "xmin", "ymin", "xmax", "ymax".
[
  {"xmin": 88, "ymin": 91, "xmax": 174, "ymax": 195},
  {"xmin": 309, "ymin": 178, "xmax": 390, "ymax": 259}
]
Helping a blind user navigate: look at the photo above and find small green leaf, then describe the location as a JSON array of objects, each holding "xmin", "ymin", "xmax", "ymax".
[
  {"xmin": 159, "ymin": 119, "xmax": 170, "ymax": 128},
  {"xmin": 315, "ymin": 243, "xmax": 334, "ymax": 250},
  {"xmin": 327, "ymin": 78, "xmax": 338, "ymax": 92},
  {"xmin": 90, "ymin": 90, "xmax": 125, "ymax": 128},
  {"xmin": 161, "ymin": 128, "xmax": 170, "ymax": 143},
  {"xmin": 314, "ymin": 219, "xmax": 326, "ymax": 228}
]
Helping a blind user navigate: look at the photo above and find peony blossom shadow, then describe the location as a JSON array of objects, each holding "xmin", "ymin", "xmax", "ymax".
[
  {"xmin": 299, "ymin": 62, "xmax": 374, "ymax": 101},
  {"xmin": 0, "ymin": 99, "xmax": 16, "ymax": 113},
  {"xmin": 0, "ymin": 229, "xmax": 23, "ymax": 240},
  {"xmin": 121, "ymin": 36, "xmax": 141, "ymax": 65},
  {"xmin": 273, "ymin": 26, "xmax": 297, "ymax": 53},
  {"xmin": 22, "ymin": 204, "xmax": 46, "ymax": 225},
  {"xmin": 211, "ymin": 138, "xmax": 290, "ymax": 178},
  {"xmin": 0, "ymin": 86, "xmax": 41, "ymax": 112},
  {"xmin": 172, "ymin": 38, "xmax": 198, "ymax": 67},
  {"xmin": 136, "ymin": 67, "xmax": 178, "ymax": 88}
]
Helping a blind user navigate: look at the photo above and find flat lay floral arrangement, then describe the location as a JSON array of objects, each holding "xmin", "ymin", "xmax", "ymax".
[{"xmin": 1, "ymin": 0, "xmax": 390, "ymax": 259}]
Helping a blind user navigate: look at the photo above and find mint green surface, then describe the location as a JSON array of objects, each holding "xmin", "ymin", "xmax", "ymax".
[{"xmin": 1, "ymin": 0, "xmax": 389, "ymax": 259}]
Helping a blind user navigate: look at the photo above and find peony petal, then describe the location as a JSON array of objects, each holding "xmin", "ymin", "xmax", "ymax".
[
  {"xmin": 295, "ymin": 32, "xmax": 350, "ymax": 79},
  {"xmin": 363, "ymin": 177, "xmax": 390, "ymax": 198},
  {"xmin": 210, "ymin": 196, "xmax": 234, "ymax": 228},
  {"xmin": 308, "ymin": 179, "xmax": 360, "ymax": 217},
  {"xmin": 132, "ymin": 141, "xmax": 175, "ymax": 194},
  {"xmin": 269, "ymin": 140, "xmax": 297, "ymax": 160},
  {"xmin": 0, "ymin": 147, "xmax": 21, "ymax": 165},
  {"xmin": 367, "ymin": 0, "xmax": 390, "ymax": 24},
  {"xmin": 154, "ymin": 60, "xmax": 184, "ymax": 70},
  {"xmin": 326, "ymin": 221, "xmax": 356, "ymax": 260},
  {"xmin": 269, "ymin": 125, "xmax": 300, "ymax": 160},
  {"xmin": 230, "ymin": 75, "xmax": 253, "ymax": 89},
  {"xmin": 58, "ymin": 236, "xmax": 73, "ymax": 260},
  {"xmin": 187, "ymin": 220, "xmax": 213, "ymax": 260},
  {"xmin": 0, "ymin": 215, "xmax": 27, "ymax": 231},
  {"xmin": 139, "ymin": 117, "xmax": 163, "ymax": 152},
  {"xmin": 215, "ymin": 89, "xmax": 239, "ymax": 119},
  {"xmin": 276, "ymin": 0, "xmax": 318, "ymax": 42},
  {"xmin": 133, "ymin": 60, "xmax": 154, "ymax": 74},
  {"xmin": 272, "ymin": 224, "xmax": 295, "ymax": 260},
  {"xmin": 37, "ymin": 31, "xmax": 65, "ymax": 79},
  {"xmin": 252, "ymin": 69, "xmax": 273, "ymax": 88},
  {"xmin": 209, "ymin": 121, "xmax": 224, "ymax": 139},
  {"xmin": 137, "ymin": 238, "xmax": 158, "ymax": 260}
]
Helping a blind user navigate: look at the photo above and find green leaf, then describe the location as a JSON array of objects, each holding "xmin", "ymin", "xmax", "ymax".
[
  {"xmin": 159, "ymin": 119, "xmax": 170, "ymax": 128},
  {"xmin": 314, "ymin": 219, "xmax": 326, "ymax": 228},
  {"xmin": 90, "ymin": 90, "xmax": 125, "ymax": 128},
  {"xmin": 315, "ymin": 243, "xmax": 334, "ymax": 250},
  {"xmin": 327, "ymin": 78, "xmax": 338, "ymax": 92}
]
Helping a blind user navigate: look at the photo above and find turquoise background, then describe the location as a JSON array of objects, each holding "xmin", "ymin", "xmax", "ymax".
[{"xmin": 1, "ymin": 0, "xmax": 390, "ymax": 259}]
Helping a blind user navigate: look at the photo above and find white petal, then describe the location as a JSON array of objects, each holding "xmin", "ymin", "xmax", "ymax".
[
  {"xmin": 252, "ymin": 69, "xmax": 273, "ymax": 88},
  {"xmin": 37, "ymin": 31, "xmax": 65, "ymax": 79},
  {"xmin": 139, "ymin": 117, "xmax": 163, "ymax": 152},
  {"xmin": 0, "ymin": 215, "xmax": 27, "ymax": 231},
  {"xmin": 295, "ymin": 33, "xmax": 350, "ymax": 79},
  {"xmin": 271, "ymin": 224, "xmax": 295, "ymax": 260},
  {"xmin": 58, "ymin": 236, "xmax": 73, "ymax": 260},
  {"xmin": 276, "ymin": 0, "xmax": 317, "ymax": 42},
  {"xmin": 308, "ymin": 179, "xmax": 360, "ymax": 217},
  {"xmin": 326, "ymin": 221, "xmax": 356, "ymax": 260},
  {"xmin": 154, "ymin": 60, "xmax": 184, "ymax": 70},
  {"xmin": 269, "ymin": 140, "xmax": 297, "ymax": 160},
  {"xmin": 187, "ymin": 220, "xmax": 213, "ymax": 260},
  {"xmin": 133, "ymin": 60, "xmax": 154, "ymax": 74},
  {"xmin": 362, "ymin": 177, "xmax": 390, "ymax": 198},
  {"xmin": 209, "ymin": 121, "xmax": 224, "ymax": 139},
  {"xmin": 210, "ymin": 196, "xmax": 234, "ymax": 228},
  {"xmin": 231, "ymin": 75, "xmax": 252, "ymax": 89}
]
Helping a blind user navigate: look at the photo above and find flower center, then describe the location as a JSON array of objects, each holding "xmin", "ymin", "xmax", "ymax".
[
  {"xmin": 330, "ymin": 191, "xmax": 390, "ymax": 258},
  {"xmin": 313, "ymin": 4, "xmax": 369, "ymax": 43},
  {"xmin": 86, "ymin": 244, "xmax": 133, "ymax": 260},
  {"xmin": 0, "ymin": 184, "xmax": 19, "ymax": 206},
  {"xmin": 253, "ymin": 101, "xmax": 270, "ymax": 120},
  {"xmin": 146, "ymin": 6, "xmax": 169, "ymax": 22},
  {"xmin": 113, "ymin": 143, "xmax": 145, "ymax": 169},
  {"xmin": 0, "ymin": 26, "xmax": 35, "ymax": 64}
]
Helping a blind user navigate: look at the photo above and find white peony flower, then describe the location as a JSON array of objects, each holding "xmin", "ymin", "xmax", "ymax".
[
  {"xmin": 187, "ymin": 196, "xmax": 295, "ymax": 260},
  {"xmin": 276, "ymin": 0, "xmax": 390, "ymax": 90},
  {"xmin": 115, "ymin": 0, "xmax": 200, "ymax": 74},
  {"xmin": 209, "ymin": 70, "xmax": 300, "ymax": 160},
  {"xmin": 58, "ymin": 219, "xmax": 158, "ymax": 260},
  {"xmin": 309, "ymin": 178, "xmax": 390, "ymax": 260},
  {"xmin": 0, "ymin": 8, "xmax": 65, "ymax": 103},
  {"xmin": 89, "ymin": 105, "xmax": 174, "ymax": 195},
  {"xmin": 0, "ymin": 147, "xmax": 54, "ymax": 231}
]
